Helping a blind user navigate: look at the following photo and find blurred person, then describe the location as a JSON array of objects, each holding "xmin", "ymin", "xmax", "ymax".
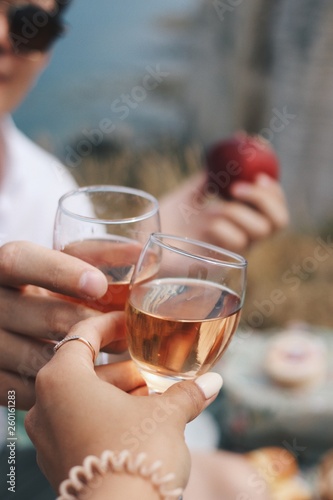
[
  {"xmin": 0, "ymin": 0, "xmax": 288, "ymax": 498},
  {"xmin": 0, "ymin": 4, "xmax": 78, "ymax": 498},
  {"xmin": 0, "ymin": 0, "xmax": 289, "ymax": 410},
  {"xmin": 0, "ymin": 1, "xmax": 289, "ymax": 250},
  {"xmin": 0, "ymin": 0, "xmax": 76, "ymax": 248}
]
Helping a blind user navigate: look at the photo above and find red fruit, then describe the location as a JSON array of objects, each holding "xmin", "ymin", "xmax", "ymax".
[{"xmin": 205, "ymin": 132, "xmax": 280, "ymax": 199}]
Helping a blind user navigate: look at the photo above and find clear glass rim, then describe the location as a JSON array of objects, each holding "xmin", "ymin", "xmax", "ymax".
[
  {"xmin": 58, "ymin": 185, "xmax": 160, "ymax": 224},
  {"xmin": 150, "ymin": 232, "xmax": 247, "ymax": 269}
]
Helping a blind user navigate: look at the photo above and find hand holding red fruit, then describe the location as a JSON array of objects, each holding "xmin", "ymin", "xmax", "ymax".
[
  {"xmin": 205, "ymin": 132, "xmax": 280, "ymax": 199},
  {"xmin": 159, "ymin": 132, "xmax": 288, "ymax": 252}
]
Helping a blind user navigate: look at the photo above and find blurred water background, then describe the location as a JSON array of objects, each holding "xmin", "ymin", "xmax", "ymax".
[
  {"xmin": 14, "ymin": 0, "xmax": 197, "ymax": 148},
  {"xmin": 13, "ymin": 0, "xmax": 333, "ymax": 230}
]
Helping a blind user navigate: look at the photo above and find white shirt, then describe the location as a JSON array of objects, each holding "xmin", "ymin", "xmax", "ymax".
[
  {"xmin": 0, "ymin": 116, "xmax": 78, "ymax": 247},
  {"xmin": 0, "ymin": 117, "xmax": 78, "ymax": 447}
]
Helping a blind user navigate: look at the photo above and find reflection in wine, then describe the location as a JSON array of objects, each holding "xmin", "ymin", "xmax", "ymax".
[{"xmin": 126, "ymin": 278, "xmax": 241, "ymax": 381}]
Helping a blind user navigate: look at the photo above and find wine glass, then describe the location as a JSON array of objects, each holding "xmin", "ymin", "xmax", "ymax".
[
  {"xmin": 125, "ymin": 233, "xmax": 247, "ymax": 394},
  {"xmin": 53, "ymin": 185, "xmax": 160, "ymax": 312}
]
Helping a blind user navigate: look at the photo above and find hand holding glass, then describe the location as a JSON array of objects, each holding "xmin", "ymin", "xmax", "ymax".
[
  {"xmin": 53, "ymin": 186, "xmax": 160, "ymax": 312},
  {"xmin": 125, "ymin": 234, "xmax": 247, "ymax": 394}
]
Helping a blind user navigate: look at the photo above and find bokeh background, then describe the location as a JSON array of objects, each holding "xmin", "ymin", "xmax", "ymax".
[{"xmin": 14, "ymin": 0, "xmax": 333, "ymax": 330}]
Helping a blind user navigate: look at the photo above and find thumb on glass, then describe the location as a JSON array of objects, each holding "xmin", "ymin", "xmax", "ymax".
[{"xmin": 162, "ymin": 372, "xmax": 223, "ymax": 424}]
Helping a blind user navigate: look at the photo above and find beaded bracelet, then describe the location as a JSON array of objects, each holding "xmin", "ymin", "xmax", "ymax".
[{"xmin": 56, "ymin": 449, "xmax": 184, "ymax": 500}]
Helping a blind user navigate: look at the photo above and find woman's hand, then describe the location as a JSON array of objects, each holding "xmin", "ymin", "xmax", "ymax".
[
  {"xmin": 0, "ymin": 241, "xmax": 127, "ymax": 410},
  {"xmin": 160, "ymin": 171, "xmax": 289, "ymax": 253},
  {"xmin": 25, "ymin": 312, "xmax": 222, "ymax": 498}
]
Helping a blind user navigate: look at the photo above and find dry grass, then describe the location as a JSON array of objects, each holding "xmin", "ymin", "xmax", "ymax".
[
  {"xmin": 68, "ymin": 137, "xmax": 203, "ymax": 199},
  {"xmin": 243, "ymin": 231, "xmax": 333, "ymax": 330}
]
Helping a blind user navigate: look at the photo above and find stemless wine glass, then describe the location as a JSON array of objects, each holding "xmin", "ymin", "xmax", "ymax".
[
  {"xmin": 125, "ymin": 233, "xmax": 247, "ymax": 394},
  {"xmin": 53, "ymin": 185, "xmax": 160, "ymax": 312}
]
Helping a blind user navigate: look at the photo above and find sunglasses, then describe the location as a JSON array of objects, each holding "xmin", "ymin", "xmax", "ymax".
[{"xmin": 2, "ymin": 2, "xmax": 65, "ymax": 54}]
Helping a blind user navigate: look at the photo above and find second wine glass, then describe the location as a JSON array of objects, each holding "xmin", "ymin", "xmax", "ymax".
[
  {"xmin": 53, "ymin": 185, "xmax": 160, "ymax": 312},
  {"xmin": 125, "ymin": 233, "xmax": 247, "ymax": 394}
]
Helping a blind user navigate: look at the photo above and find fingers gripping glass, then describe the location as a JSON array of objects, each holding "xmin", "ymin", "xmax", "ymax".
[{"xmin": 1, "ymin": 1, "xmax": 65, "ymax": 54}]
